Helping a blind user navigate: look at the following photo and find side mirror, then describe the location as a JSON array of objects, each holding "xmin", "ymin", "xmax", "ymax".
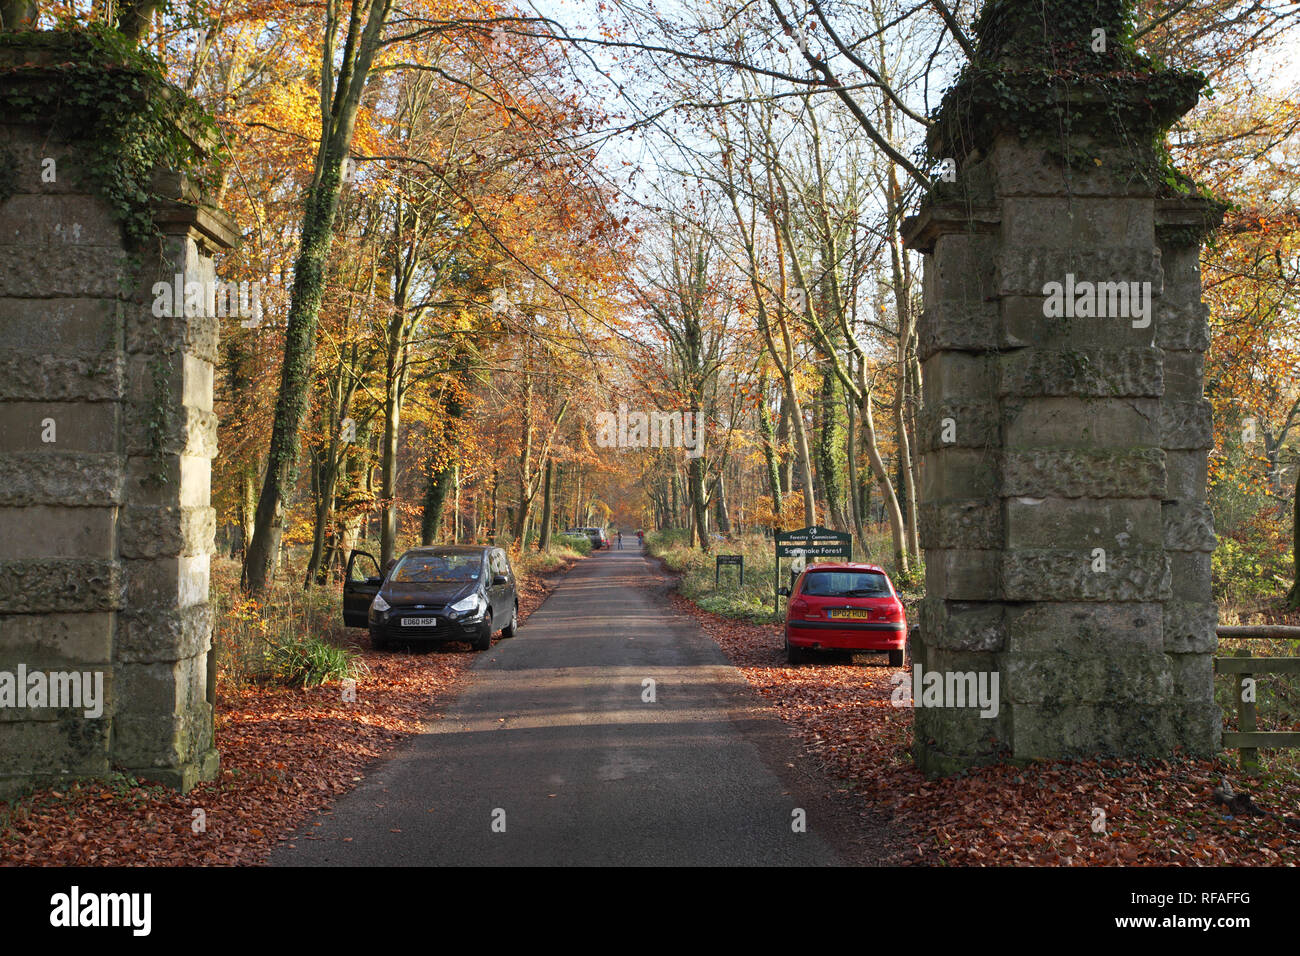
[
  {"xmin": 777, "ymin": 587, "xmax": 791, "ymax": 597},
  {"xmin": 493, "ymin": 573, "xmax": 507, "ymax": 586}
]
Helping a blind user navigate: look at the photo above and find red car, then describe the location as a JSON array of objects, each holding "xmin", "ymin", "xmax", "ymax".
[{"xmin": 780, "ymin": 562, "xmax": 907, "ymax": 666}]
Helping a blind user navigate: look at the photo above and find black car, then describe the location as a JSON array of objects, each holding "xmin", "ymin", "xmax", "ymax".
[{"xmin": 342, "ymin": 545, "xmax": 518, "ymax": 652}]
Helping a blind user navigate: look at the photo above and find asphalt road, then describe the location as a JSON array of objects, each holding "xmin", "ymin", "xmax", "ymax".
[{"xmin": 272, "ymin": 542, "xmax": 851, "ymax": 866}]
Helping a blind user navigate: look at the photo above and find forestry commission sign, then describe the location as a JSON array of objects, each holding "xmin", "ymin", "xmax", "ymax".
[{"xmin": 774, "ymin": 525, "xmax": 851, "ymax": 560}]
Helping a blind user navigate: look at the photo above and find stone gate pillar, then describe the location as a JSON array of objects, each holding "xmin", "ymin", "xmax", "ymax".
[
  {"xmin": 0, "ymin": 34, "xmax": 232, "ymax": 795},
  {"xmin": 902, "ymin": 0, "xmax": 1225, "ymax": 774}
]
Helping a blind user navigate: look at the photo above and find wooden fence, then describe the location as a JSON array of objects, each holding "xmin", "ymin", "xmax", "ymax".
[{"xmin": 1214, "ymin": 625, "xmax": 1300, "ymax": 772}]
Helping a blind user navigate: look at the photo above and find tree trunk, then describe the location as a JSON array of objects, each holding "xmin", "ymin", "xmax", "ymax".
[
  {"xmin": 818, "ymin": 363, "xmax": 848, "ymax": 531},
  {"xmin": 539, "ymin": 456, "xmax": 555, "ymax": 551},
  {"xmin": 689, "ymin": 455, "xmax": 711, "ymax": 552},
  {"xmin": 421, "ymin": 465, "xmax": 454, "ymax": 545},
  {"xmin": 861, "ymin": 388, "xmax": 908, "ymax": 577},
  {"xmin": 242, "ymin": 0, "xmax": 394, "ymax": 593},
  {"xmin": 1289, "ymin": 467, "xmax": 1299, "ymax": 608},
  {"xmin": 714, "ymin": 472, "xmax": 731, "ymax": 534},
  {"xmin": 846, "ymin": 389, "xmax": 871, "ymax": 561},
  {"xmin": 789, "ymin": 381, "xmax": 817, "ymax": 527},
  {"xmin": 757, "ymin": 372, "xmax": 783, "ymax": 521}
]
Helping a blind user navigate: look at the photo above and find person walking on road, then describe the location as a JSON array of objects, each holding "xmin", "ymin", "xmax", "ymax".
[{"xmin": 617, "ymin": 530, "xmax": 623, "ymax": 550}]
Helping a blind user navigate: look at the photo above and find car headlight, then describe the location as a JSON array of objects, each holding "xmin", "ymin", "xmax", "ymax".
[
  {"xmin": 371, "ymin": 594, "xmax": 390, "ymax": 613},
  {"xmin": 449, "ymin": 593, "xmax": 485, "ymax": 618}
]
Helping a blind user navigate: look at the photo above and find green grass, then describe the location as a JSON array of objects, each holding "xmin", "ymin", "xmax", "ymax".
[{"xmin": 268, "ymin": 634, "xmax": 368, "ymax": 688}]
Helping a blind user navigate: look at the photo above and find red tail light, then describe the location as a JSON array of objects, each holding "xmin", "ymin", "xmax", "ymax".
[
  {"xmin": 790, "ymin": 598, "xmax": 809, "ymax": 617},
  {"xmin": 882, "ymin": 602, "xmax": 904, "ymax": 622}
]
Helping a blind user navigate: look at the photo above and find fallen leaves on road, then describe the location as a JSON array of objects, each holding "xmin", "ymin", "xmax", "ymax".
[
  {"xmin": 0, "ymin": 557, "xmax": 575, "ymax": 867},
  {"xmin": 673, "ymin": 591, "xmax": 1300, "ymax": 866}
]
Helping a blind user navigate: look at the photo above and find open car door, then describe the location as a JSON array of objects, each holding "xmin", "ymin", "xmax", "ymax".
[{"xmin": 343, "ymin": 550, "xmax": 382, "ymax": 627}]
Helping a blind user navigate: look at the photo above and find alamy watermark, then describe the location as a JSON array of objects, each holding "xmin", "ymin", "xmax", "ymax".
[
  {"xmin": 50, "ymin": 886, "xmax": 150, "ymax": 936},
  {"xmin": 1042, "ymin": 273, "xmax": 1152, "ymax": 328},
  {"xmin": 891, "ymin": 664, "xmax": 1000, "ymax": 718},
  {"xmin": 152, "ymin": 274, "xmax": 263, "ymax": 327},
  {"xmin": 594, "ymin": 404, "xmax": 704, "ymax": 458},
  {"xmin": 0, "ymin": 665, "xmax": 104, "ymax": 718}
]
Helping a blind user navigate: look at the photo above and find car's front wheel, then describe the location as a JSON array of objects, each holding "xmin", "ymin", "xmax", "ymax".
[
  {"xmin": 370, "ymin": 625, "xmax": 388, "ymax": 652},
  {"xmin": 472, "ymin": 619, "xmax": 493, "ymax": 651},
  {"xmin": 500, "ymin": 602, "xmax": 518, "ymax": 638}
]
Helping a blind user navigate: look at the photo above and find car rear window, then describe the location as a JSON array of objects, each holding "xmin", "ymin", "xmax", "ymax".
[
  {"xmin": 390, "ymin": 553, "xmax": 482, "ymax": 583},
  {"xmin": 801, "ymin": 570, "xmax": 891, "ymax": 597}
]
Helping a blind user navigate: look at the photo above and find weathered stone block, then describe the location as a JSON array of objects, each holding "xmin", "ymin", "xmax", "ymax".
[
  {"xmin": 0, "ymin": 402, "xmax": 119, "ymax": 453},
  {"xmin": 0, "ymin": 559, "xmax": 122, "ymax": 613},
  {"xmin": 919, "ymin": 499, "xmax": 1002, "ymax": 549},
  {"xmin": 918, "ymin": 304, "xmax": 1000, "ymax": 359},
  {"xmin": 1004, "ymin": 653, "xmax": 1171, "ymax": 705},
  {"xmin": 1001, "ymin": 549, "xmax": 1170, "ymax": 602},
  {"xmin": 921, "ymin": 352, "xmax": 996, "ymax": 404},
  {"xmin": 0, "ymin": 193, "xmax": 124, "ymax": 248},
  {"xmin": 1169, "ymin": 699, "xmax": 1221, "ymax": 755},
  {"xmin": 124, "ymin": 454, "xmax": 211, "ymax": 509},
  {"xmin": 0, "ymin": 505, "xmax": 117, "ymax": 558},
  {"xmin": 921, "ymin": 447, "xmax": 1000, "ymax": 501},
  {"xmin": 117, "ymin": 604, "xmax": 212, "ymax": 664},
  {"xmin": 0, "ymin": 452, "xmax": 123, "ymax": 507},
  {"xmin": 0, "ymin": 132, "xmax": 88, "ymax": 196},
  {"xmin": 1001, "ymin": 197, "xmax": 1154, "ymax": 247},
  {"xmin": 989, "ymin": 138, "xmax": 1158, "ymax": 198},
  {"xmin": 124, "ymin": 553, "xmax": 210, "ymax": 609},
  {"xmin": 1164, "ymin": 450, "xmax": 1208, "ymax": 501},
  {"xmin": 925, "ymin": 549, "xmax": 1002, "ymax": 601},
  {"xmin": 0, "ymin": 719, "xmax": 111, "ymax": 778},
  {"xmin": 0, "ymin": 351, "xmax": 123, "ymax": 402},
  {"xmin": 120, "ymin": 505, "xmax": 216, "ymax": 560},
  {"xmin": 921, "ymin": 599, "xmax": 1007, "ymax": 652},
  {"xmin": 1161, "ymin": 350, "xmax": 1204, "ymax": 401},
  {"xmin": 998, "ymin": 347, "xmax": 1162, "ymax": 398},
  {"xmin": 115, "ymin": 660, "xmax": 196, "ymax": 717},
  {"xmin": 124, "ymin": 311, "xmax": 219, "ymax": 364},
  {"xmin": 1155, "ymin": 300, "xmax": 1210, "ymax": 351},
  {"xmin": 1004, "ymin": 496, "xmax": 1161, "ymax": 550},
  {"xmin": 995, "ymin": 247, "xmax": 1163, "ymax": 297},
  {"xmin": 0, "ymin": 245, "xmax": 126, "ymax": 298},
  {"xmin": 0, "ymin": 667, "xmax": 114, "ymax": 722},
  {"xmin": 124, "ymin": 401, "xmax": 218, "ymax": 459},
  {"xmin": 1161, "ymin": 600, "xmax": 1217, "ymax": 653},
  {"xmin": 1159, "ymin": 400, "xmax": 1213, "ymax": 449},
  {"xmin": 1002, "ymin": 293, "xmax": 1156, "ymax": 350},
  {"xmin": 0, "ymin": 611, "xmax": 114, "ymax": 665},
  {"xmin": 1167, "ymin": 652, "xmax": 1214, "ymax": 703},
  {"xmin": 1011, "ymin": 701, "xmax": 1176, "ymax": 758},
  {"xmin": 0, "ymin": 297, "xmax": 120, "ymax": 355},
  {"xmin": 1001, "ymin": 448, "xmax": 1165, "ymax": 499},
  {"xmin": 1006, "ymin": 602, "xmax": 1163, "ymax": 655},
  {"xmin": 1162, "ymin": 500, "xmax": 1216, "ymax": 552},
  {"xmin": 1168, "ymin": 551, "xmax": 1212, "ymax": 602},
  {"xmin": 110, "ymin": 713, "xmax": 190, "ymax": 768},
  {"xmin": 1154, "ymin": 243, "xmax": 1205, "ymax": 306},
  {"xmin": 917, "ymin": 400, "xmax": 999, "ymax": 452},
  {"xmin": 1003, "ymin": 397, "xmax": 1160, "ymax": 449},
  {"xmin": 931, "ymin": 233, "xmax": 998, "ymax": 302},
  {"xmin": 184, "ymin": 354, "xmax": 215, "ymax": 413}
]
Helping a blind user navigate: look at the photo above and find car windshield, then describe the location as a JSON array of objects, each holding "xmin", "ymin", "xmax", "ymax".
[
  {"xmin": 801, "ymin": 570, "xmax": 891, "ymax": 598},
  {"xmin": 390, "ymin": 553, "xmax": 482, "ymax": 584}
]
